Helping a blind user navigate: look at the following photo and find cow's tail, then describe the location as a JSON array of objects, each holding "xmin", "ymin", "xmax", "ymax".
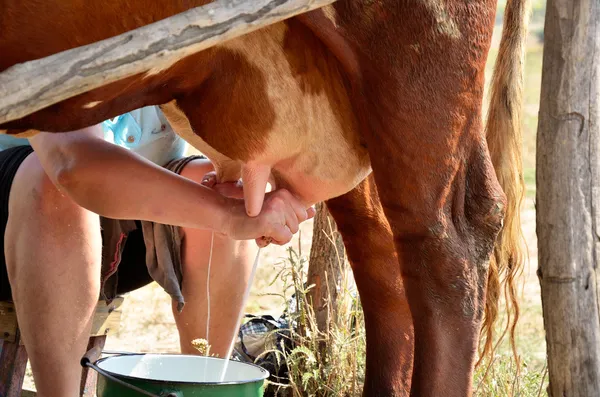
[{"xmin": 479, "ymin": 0, "xmax": 529, "ymax": 367}]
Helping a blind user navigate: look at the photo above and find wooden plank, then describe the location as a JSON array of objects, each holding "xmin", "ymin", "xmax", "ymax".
[
  {"xmin": 307, "ymin": 203, "xmax": 345, "ymax": 333},
  {"xmin": 80, "ymin": 335, "xmax": 107, "ymax": 397},
  {"xmin": 536, "ymin": 0, "xmax": 600, "ymax": 395},
  {"xmin": 89, "ymin": 297, "xmax": 124, "ymax": 337},
  {"xmin": 0, "ymin": 298, "xmax": 124, "ymax": 347},
  {"xmin": 0, "ymin": 0, "xmax": 336, "ymax": 125},
  {"xmin": 0, "ymin": 332, "xmax": 29, "ymax": 397},
  {"xmin": 0, "ymin": 302, "xmax": 18, "ymax": 344}
]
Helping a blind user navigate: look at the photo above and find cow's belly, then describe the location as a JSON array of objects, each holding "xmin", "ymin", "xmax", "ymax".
[{"xmin": 162, "ymin": 21, "xmax": 371, "ymax": 208}]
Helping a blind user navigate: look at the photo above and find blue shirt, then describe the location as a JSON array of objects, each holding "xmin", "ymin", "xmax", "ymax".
[{"xmin": 0, "ymin": 106, "xmax": 187, "ymax": 166}]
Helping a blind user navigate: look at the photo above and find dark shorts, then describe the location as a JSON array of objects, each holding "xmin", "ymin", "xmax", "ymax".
[{"xmin": 0, "ymin": 145, "xmax": 155, "ymax": 301}]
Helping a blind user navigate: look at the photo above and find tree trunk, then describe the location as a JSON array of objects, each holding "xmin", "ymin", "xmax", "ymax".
[
  {"xmin": 536, "ymin": 0, "xmax": 600, "ymax": 395},
  {"xmin": 307, "ymin": 202, "xmax": 345, "ymax": 333}
]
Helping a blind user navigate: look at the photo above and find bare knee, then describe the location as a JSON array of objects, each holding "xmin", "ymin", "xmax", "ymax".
[
  {"xmin": 8, "ymin": 152, "xmax": 84, "ymax": 219},
  {"xmin": 5, "ymin": 153, "xmax": 90, "ymax": 273}
]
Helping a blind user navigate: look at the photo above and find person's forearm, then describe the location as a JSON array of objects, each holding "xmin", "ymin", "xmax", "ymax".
[{"xmin": 34, "ymin": 134, "xmax": 237, "ymax": 233}]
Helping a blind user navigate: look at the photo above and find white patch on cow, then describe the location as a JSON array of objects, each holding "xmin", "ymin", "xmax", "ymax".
[
  {"xmin": 216, "ymin": 23, "xmax": 372, "ymax": 206},
  {"xmin": 83, "ymin": 101, "xmax": 102, "ymax": 109}
]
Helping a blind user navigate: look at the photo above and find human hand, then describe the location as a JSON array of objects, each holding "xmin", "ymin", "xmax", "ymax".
[
  {"xmin": 201, "ymin": 171, "xmax": 245, "ymax": 199},
  {"xmin": 227, "ymin": 188, "xmax": 315, "ymax": 247},
  {"xmin": 201, "ymin": 171, "xmax": 314, "ymax": 246}
]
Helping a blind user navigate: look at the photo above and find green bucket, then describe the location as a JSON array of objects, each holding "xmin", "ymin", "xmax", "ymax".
[{"xmin": 86, "ymin": 353, "xmax": 269, "ymax": 397}]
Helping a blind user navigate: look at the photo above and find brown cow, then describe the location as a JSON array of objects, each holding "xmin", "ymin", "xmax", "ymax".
[{"xmin": 0, "ymin": 0, "xmax": 527, "ymax": 395}]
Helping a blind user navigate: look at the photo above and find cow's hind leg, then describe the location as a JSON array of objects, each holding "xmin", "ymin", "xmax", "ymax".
[
  {"xmin": 327, "ymin": 176, "xmax": 414, "ymax": 396},
  {"xmin": 362, "ymin": 124, "xmax": 503, "ymax": 396},
  {"xmin": 385, "ymin": 143, "xmax": 504, "ymax": 396},
  {"xmin": 329, "ymin": 1, "xmax": 504, "ymax": 394}
]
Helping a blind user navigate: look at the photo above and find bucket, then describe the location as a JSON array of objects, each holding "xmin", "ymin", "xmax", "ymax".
[{"xmin": 81, "ymin": 348, "xmax": 269, "ymax": 397}]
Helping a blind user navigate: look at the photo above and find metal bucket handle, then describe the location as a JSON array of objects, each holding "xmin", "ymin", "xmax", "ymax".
[{"xmin": 80, "ymin": 347, "xmax": 181, "ymax": 397}]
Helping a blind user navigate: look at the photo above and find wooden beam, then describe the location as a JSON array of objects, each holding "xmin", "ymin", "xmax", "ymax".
[
  {"xmin": 80, "ymin": 335, "xmax": 108, "ymax": 397},
  {"xmin": 0, "ymin": 0, "xmax": 336, "ymax": 126},
  {"xmin": 307, "ymin": 202, "xmax": 345, "ymax": 334},
  {"xmin": 0, "ymin": 298, "xmax": 124, "ymax": 345},
  {"xmin": 537, "ymin": 0, "xmax": 600, "ymax": 394},
  {"xmin": 0, "ymin": 302, "xmax": 18, "ymax": 344},
  {"xmin": 88, "ymin": 298, "xmax": 124, "ymax": 338},
  {"xmin": 0, "ymin": 331, "xmax": 28, "ymax": 397}
]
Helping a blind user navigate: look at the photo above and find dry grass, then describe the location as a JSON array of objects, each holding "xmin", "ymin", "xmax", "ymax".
[{"xmin": 259, "ymin": 243, "xmax": 365, "ymax": 397}]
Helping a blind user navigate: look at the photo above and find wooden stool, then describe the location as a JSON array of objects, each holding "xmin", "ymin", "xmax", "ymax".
[{"xmin": 0, "ymin": 297, "xmax": 124, "ymax": 397}]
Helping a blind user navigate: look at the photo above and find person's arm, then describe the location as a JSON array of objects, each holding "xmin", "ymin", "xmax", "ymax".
[{"xmin": 29, "ymin": 125, "xmax": 312, "ymax": 245}]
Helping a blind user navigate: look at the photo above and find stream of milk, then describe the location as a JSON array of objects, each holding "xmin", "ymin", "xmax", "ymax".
[
  {"xmin": 203, "ymin": 231, "xmax": 263, "ymax": 382},
  {"xmin": 219, "ymin": 246, "xmax": 262, "ymax": 381},
  {"xmin": 205, "ymin": 232, "xmax": 214, "ymax": 349},
  {"xmin": 202, "ymin": 231, "xmax": 215, "ymax": 383}
]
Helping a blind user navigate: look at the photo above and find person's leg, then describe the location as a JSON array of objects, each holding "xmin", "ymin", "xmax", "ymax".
[
  {"xmin": 171, "ymin": 158, "xmax": 256, "ymax": 357},
  {"xmin": 4, "ymin": 151, "xmax": 101, "ymax": 397}
]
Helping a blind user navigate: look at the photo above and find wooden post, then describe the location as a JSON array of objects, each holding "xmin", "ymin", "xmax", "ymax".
[
  {"xmin": 307, "ymin": 202, "xmax": 345, "ymax": 333},
  {"xmin": 536, "ymin": 0, "xmax": 600, "ymax": 395},
  {"xmin": 0, "ymin": 0, "xmax": 336, "ymax": 125},
  {"xmin": 0, "ymin": 331, "xmax": 28, "ymax": 397},
  {"xmin": 79, "ymin": 335, "xmax": 107, "ymax": 397}
]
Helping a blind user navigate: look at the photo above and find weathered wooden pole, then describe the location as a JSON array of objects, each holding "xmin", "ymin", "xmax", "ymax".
[
  {"xmin": 0, "ymin": 0, "xmax": 336, "ymax": 125},
  {"xmin": 307, "ymin": 202, "xmax": 345, "ymax": 333},
  {"xmin": 536, "ymin": 0, "xmax": 600, "ymax": 395}
]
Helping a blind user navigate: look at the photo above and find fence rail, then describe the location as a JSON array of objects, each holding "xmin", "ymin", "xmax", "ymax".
[{"xmin": 0, "ymin": 0, "xmax": 336, "ymax": 126}]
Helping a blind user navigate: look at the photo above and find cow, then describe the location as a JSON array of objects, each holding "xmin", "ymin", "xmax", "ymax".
[{"xmin": 0, "ymin": 0, "xmax": 528, "ymax": 395}]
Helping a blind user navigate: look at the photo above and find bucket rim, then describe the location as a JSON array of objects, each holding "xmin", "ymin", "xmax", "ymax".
[{"xmin": 95, "ymin": 353, "xmax": 270, "ymax": 386}]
